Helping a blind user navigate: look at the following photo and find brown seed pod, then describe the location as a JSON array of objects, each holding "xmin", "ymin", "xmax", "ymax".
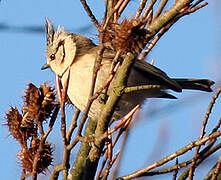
[
  {"xmin": 103, "ymin": 18, "xmax": 149, "ymax": 55},
  {"xmin": 5, "ymin": 106, "xmax": 37, "ymax": 144},
  {"xmin": 5, "ymin": 107, "xmax": 23, "ymax": 142},
  {"xmin": 19, "ymin": 138, "xmax": 53, "ymax": 174},
  {"xmin": 18, "ymin": 147, "xmax": 33, "ymax": 173},
  {"xmin": 23, "ymin": 83, "xmax": 41, "ymax": 119},
  {"xmin": 23, "ymin": 82, "xmax": 56, "ymax": 123},
  {"xmin": 38, "ymin": 83, "xmax": 56, "ymax": 122}
]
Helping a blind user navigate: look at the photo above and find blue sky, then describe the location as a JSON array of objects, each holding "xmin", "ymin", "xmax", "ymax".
[{"xmin": 0, "ymin": 1, "xmax": 220, "ymax": 179}]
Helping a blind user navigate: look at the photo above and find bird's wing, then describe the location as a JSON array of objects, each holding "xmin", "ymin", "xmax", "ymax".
[
  {"xmin": 90, "ymin": 47, "xmax": 182, "ymax": 92},
  {"xmin": 133, "ymin": 60, "xmax": 182, "ymax": 92}
]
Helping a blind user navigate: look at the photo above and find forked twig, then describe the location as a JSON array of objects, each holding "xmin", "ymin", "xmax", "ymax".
[
  {"xmin": 102, "ymin": 150, "xmax": 121, "ymax": 180},
  {"xmin": 140, "ymin": 1, "xmax": 208, "ymax": 60},
  {"xmin": 127, "ymin": 141, "xmax": 221, "ymax": 178},
  {"xmin": 177, "ymin": 118, "xmax": 221, "ymax": 180},
  {"xmin": 97, "ymin": 105, "xmax": 140, "ymax": 142},
  {"xmin": 189, "ymin": 86, "xmax": 221, "ymax": 179},
  {"xmin": 117, "ymin": 130, "xmax": 221, "ymax": 180}
]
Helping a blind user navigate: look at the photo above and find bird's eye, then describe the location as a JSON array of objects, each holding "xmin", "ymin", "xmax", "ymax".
[{"xmin": 50, "ymin": 54, "xmax": 55, "ymax": 60}]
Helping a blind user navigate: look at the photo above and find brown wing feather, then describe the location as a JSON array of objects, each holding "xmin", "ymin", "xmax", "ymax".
[{"xmin": 133, "ymin": 60, "xmax": 182, "ymax": 92}]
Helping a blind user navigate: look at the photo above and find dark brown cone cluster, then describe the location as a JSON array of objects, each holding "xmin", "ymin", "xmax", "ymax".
[
  {"xmin": 23, "ymin": 83, "xmax": 56, "ymax": 124},
  {"xmin": 6, "ymin": 106, "xmax": 37, "ymax": 144},
  {"xmin": 5, "ymin": 107, "xmax": 27, "ymax": 143},
  {"xmin": 103, "ymin": 18, "xmax": 149, "ymax": 55},
  {"xmin": 5, "ymin": 82, "xmax": 56, "ymax": 174},
  {"xmin": 18, "ymin": 138, "xmax": 53, "ymax": 173}
]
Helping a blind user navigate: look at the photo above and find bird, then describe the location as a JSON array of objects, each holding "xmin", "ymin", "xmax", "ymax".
[{"xmin": 41, "ymin": 18, "xmax": 214, "ymax": 121}]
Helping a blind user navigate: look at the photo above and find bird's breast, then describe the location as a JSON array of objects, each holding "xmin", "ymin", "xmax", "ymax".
[{"xmin": 61, "ymin": 54, "xmax": 111, "ymax": 117}]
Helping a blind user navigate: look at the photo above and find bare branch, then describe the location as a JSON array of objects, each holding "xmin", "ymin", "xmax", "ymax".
[
  {"xmin": 189, "ymin": 86, "xmax": 221, "ymax": 178},
  {"xmin": 80, "ymin": 0, "xmax": 100, "ymax": 30},
  {"xmin": 211, "ymin": 154, "xmax": 221, "ymax": 180},
  {"xmin": 172, "ymin": 158, "xmax": 179, "ymax": 180},
  {"xmin": 136, "ymin": 0, "xmax": 148, "ymax": 18},
  {"xmin": 153, "ymin": 0, "xmax": 169, "ymax": 20},
  {"xmin": 66, "ymin": 108, "xmax": 80, "ymax": 143},
  {"xmin": 142, "ymin": 0, "xmax": 157, "ymax": 21},
  {"xmin": 117, "ymin": 130, "xmax": 221, "ymax": 180}
]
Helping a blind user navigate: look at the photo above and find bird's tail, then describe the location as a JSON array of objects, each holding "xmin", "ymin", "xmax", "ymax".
[{"xmin": 173, "ymin": 79, "xmax": 214, "ymax": 92}]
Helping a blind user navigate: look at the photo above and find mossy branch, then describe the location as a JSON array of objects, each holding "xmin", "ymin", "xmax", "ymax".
[{"xmin": 79, "ymin": 53, "xmax": 135, "ymax": 179}]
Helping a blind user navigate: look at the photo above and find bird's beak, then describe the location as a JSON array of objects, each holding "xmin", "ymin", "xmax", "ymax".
[{"xmin": 41, "ymin": 63, "xmax": 50, "ymax": 70}]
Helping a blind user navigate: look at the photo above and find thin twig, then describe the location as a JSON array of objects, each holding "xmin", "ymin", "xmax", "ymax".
[
  {"xmin": 117, "ymin": 0, "xmax": 130, "ymax": 21},
  {"xmin": 189, "ymin": 86, "xmax": 221, "ymax": 179},
  {"xmin": 146, "ymin": 9, "xmax": 153, "ymax": 25},
  {"xmin": 56, "ymin": 74, "xmax": 63, "ymax": 104},
  {"xmin": 190, "ymin": 0, "xmax": 204, "ymax": 8},
  {"xmin": 73, "ymin": 106, "xmax": 137, "ymax": 147},
  {"xmin": 49, "ymin": 105, "xmax": 60, "ymax": 128},
  {"xmin": 113, "ymin": 0, "xmax": 126, "ymax": 13},
  {"xmin": 96, "ymin": 106, "xmax": 137, "ymax": 180},
  {"xmin": 105, "ymin": 0, "xmax": 114, "ymax": 20},
  {"xmin": 107, "ymin": 129, "xmax": 113, "ymax": 161},
  {"xmin": 102, "ymin": 150, "xmax": 121, "ymax": 180},
  {"xmin": 67, "ymin": 136, "xmax": 80, "ymax": 151},
  {"xmin": 81, "ymin": 53, "xmax": 135, "ymax": 179},
  {"xmin": 133, "ymin": 142, "xmax": 221, "ymax": 177},
  {"xmin": 50, "ymin": 164, "xmax": 63, "ymax": 180},
  {"xmin": 117, "ymin": 130, "xmax": 221, "ymax": 180},
  {"xmin": 177, "ymin": 119, "xmax": 221, "ymax": 180},
  {"xmin": 74, "ymin": 50, "xmax": 121, "ymax": 145},
  {"xmin": 211, "ymin": 154, "xmax": 221, "ymax": 180},
  {"xmin": 60, "ymin": 69, "xmax": 70, "ymax": 145},
  {"xmin": 97, "ymin": 105, "xmax": 140, "ymax": 142},
  {"xmin": 77, "ymin": 45, "xmax": 105, "ymax": 136},
  {"xmin": 140, "ymin": 1, "xmax": 208, "ymax": 60},
  {"xmin": 140, "ymin": 3, "xmax": 181, "ymax": 60},
  {"xmin": 124, "ymin": 85, "xmax": 161, "ymax": 93},
  {"xmin": 66, "ymin": 108, "xmax": 80, "ymax": 143},
  {"xmin": 68, "ymin": 42, "xmax": 106, "ymax": 180},
  {"xmin": 153, "ymin": 0, "xmax": 169, "ymax": 20},
  {"xmin": 202, "ymin": 86, "xmax": 221, "ymax": 139},
  {"xmin": 110, "ymin": 126, "xmax": 130, "ymax": 179},
  {"xmin": 80, "ymin": 0, "xmax": 100, "ymax": 30},
  {"xmin": 136, "ymin": 0, "xmax": 148, "ymax": 18},
  {"xmin": 32, "ymin": 130, "xmax": 53, "ymax": 179},
  {"xmin": 172, "ymin": 158, "xmax": 179, "ymax": 180},
  {"xmin": 142, "ymin": 0, "xmax": 157, "ymax": 20},
  {"xmin": 59, "ymin": 68, "xmax": 71, "ymax": 179},
  {"xmin": 103, "ymin": 0, "xmax": 129, "ymax": 29},
  {"xmin": 96, "ymin": 155, "xmax": 108, "ymax": 180},
  {"xmin": 188, "ymin": 2, "xmax": 208, "ymax": 13},
  {"xmin": 89, "ymin": 50, "xmax": 122, "ymax": 104},
  {"xmin": 31, "ymin": 105, "xmax": 60, "ymax": 179}
]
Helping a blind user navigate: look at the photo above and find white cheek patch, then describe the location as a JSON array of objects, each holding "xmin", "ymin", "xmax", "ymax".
[
  {"xmin": 63, "ymin": 37, "xmax": 77, "ymax": 67},
  {"xmin": 57, "ymin": 45, "xmax": 65, "ymax": 64}
]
